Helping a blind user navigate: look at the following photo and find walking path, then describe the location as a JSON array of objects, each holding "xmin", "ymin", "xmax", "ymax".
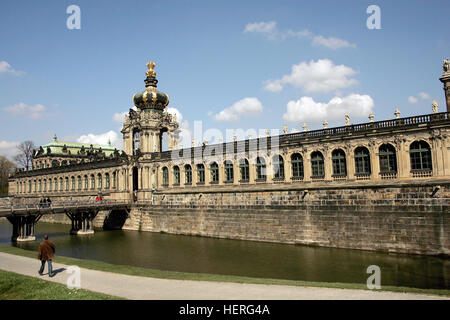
[{"xmin": 0, "ymin": 252, "xmax": 447, "ymax": 300}]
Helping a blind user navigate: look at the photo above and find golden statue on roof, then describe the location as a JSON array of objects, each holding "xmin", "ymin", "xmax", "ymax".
[{"xmin": 146, "ymin": 61, "xmax": 156, "ymax": 77}]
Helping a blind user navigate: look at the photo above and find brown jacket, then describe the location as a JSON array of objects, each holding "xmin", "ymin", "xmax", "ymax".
[{"xmin": 38, "ymin": 240, "xmax": 55, "ymax": 261}]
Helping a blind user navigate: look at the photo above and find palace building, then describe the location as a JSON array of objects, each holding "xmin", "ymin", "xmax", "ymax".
[{"xmin": 6, "ymin": 59, "xmax": 450, "ymax": 256}]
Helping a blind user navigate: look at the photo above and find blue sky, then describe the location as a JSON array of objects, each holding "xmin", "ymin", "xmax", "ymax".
[{"xmin": 1, "ymin": 0, "xmax": 449, "ymax": 158}]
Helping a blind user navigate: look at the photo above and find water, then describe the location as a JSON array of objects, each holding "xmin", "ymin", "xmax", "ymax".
[{"xmin": 0, "ymin": 220, "xmax": 448, "ymax": 289}]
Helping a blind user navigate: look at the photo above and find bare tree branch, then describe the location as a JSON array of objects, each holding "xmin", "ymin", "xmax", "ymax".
[
  {"xmin": 14, "ymin": 141, "xmax": 35, "ymax": 171},
  {"xmin": 0, "ymin": 155, "xmax": 16, "ymax": 194}
]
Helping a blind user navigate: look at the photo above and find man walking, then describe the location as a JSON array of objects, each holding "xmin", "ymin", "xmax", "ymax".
[{"xmin": 38, "ymin": 235, "xmax": 55, "ymax": 277}]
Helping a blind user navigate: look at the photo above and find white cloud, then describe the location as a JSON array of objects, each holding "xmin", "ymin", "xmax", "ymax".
[
  {"xmin": 244, "ymin": 21, "xmax": 354, "ymax": 49},
  {"xmin": 4, "ymin": 102, "xmax": 47, "ymax": 119},
  {"xmin": 244, "ymin": 21, "xmax": 277, "ymax": 35},
  {"xmin": 214, "ymin": 97, "xmax": 264, "ymax": 122},
  {"xmin": 265, "ymin": 59, "xmax": 358, "ymax": 93},
  {"xmin": 77, "ymin": 130, "xmax": 122, "ymax": 149},
  {"xmin": 0, "ymin": 140, "xmax": 19, "ymax": 160},
  {"xmin": 112, "ymin": 111, "xmax": 128, "ymax": 124},
  {"xmin": 419, "ymin": 92, "xmax": 430, "ymax": 99},
  {"xmin": 282, "ymin": 94, "xmax": 374, "ymax": 123},
  {"xmin": 408, "ymin": 96, "xmax": 418, "ymax": 104},
  {"xmin": 312, "ymin": 36, "xmax": 356, "ymax": 49},
  {"xmin": 0, "ymin": 61, "xmax": 25, "ymax": 76}
]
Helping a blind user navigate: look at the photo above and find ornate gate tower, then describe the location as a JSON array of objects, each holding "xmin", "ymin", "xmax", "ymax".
[{"xmin": 121, "ymin": 61, "xmax": 179, "ymax": 156}]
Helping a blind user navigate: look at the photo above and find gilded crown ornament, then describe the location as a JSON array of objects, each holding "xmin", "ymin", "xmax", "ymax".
[{"xmin": 146, "ymin": 61, "xmax": 156, "ymax": 77}]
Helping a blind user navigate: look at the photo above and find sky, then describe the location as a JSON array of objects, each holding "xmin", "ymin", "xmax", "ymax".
[{"xmin": 0, "ymin": 0, "xmax": 449, "ymax": 159}]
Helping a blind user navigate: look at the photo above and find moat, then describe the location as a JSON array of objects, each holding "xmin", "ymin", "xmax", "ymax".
[{"xmin": 0, "ymin": 220, "xmax": 448, "ymax": 290}]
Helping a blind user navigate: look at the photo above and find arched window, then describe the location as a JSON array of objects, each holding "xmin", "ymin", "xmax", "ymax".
[
  {"xmin": 71, "ymin": 176, "xmax": 75, "ymax": 190},
  {"xmin": 38, "ymin": 180, "xmax": 42, "ymax": 192},
  {"xmin": 291, "ymin": 153, "xmax": 304, "ymax": 179},
  {"xmin": 239, "ymin": 158, "xmax": 249, "ymax": 182},
  {"xmin": 256, "ymin": 157, "xmax": 266, "ymax": 180},
  {"xmin": 84, "ymin": 175, "xmax": 88, "ymax": 190},
  {"xmin": 33, "ymin": 180, "xmax": 37, "ymax": 193},
  {"xmin": 65, "ymin": 177, "xmax": 69, "ymax": 191},
  {"xmin": 379, "ymin": 144, "xmax": 397, "ymax": 173},
  {"xmin": 90, "ymin": 174, "xmax": 95, "ymax": 189},
  {"xmin": 59, "ymin": 177, "xmax": 64, "ymax": 191},
  {"xmin": 332, "ymin": 149, "xmax": 347, "ymax": 176},
  {"xmin": 173, "ymin": 166, "xmax": 180, "ymax": 185},
  {"xmin": 28, "ymin": 180, "xmax": 31, "ymax": 193},
  {"xmin": 112, "ymin": 171, "xmax": 117, "ymax": 189},
  {"xmin": 210, "ymin": 162, "xmax": 219, "ymax": 183},
  {"xmin": 162, "ymin": 167, "xmax": 169, "ymax": 186},
  {"xmin": 410, "ymin": 141, "xmax": 432, "ymax": 171},
  {"xmin": 105, "ymin": 173, "xmax": 110, "ymax": 189},
  {"xmin": 97, "ymin": 173, "xmax": 102, "ymax": 189},
  {"xmin": 51, "ymin": 160, "xmax": 59, "ymax": 167},
  {"xmin": 54, "ymin": 178, "xmax": 58, "ymax": 192},
  {"xmin": 355, "ymin": 147, "xmax": 371, "ymax": 175},
  {"xmin": 184, "ymin": 165, "xmax": 192, "ymax": 184},
  {"xmin": 224, "ymin": 160, "xmax": 234, "ymax": 182},
  {"xmin": 77, "ymin": 176, "xmax": 82, "ymax": 190},
  {"xmin": 197, "ymin": 164, "xmax": 205, "ymax": 184},
  {"xmin": 311, "ymin": 151, "xmax": 325, "ymax": 177},
  {"xmin": 43, "ymin": 179, "xmax": 47, "ymax": 192},
  {"xmin": 133, "ymin": 128, "xmax": 140, "ymax": 155},
  {"xmin": 48, "ymin": 179, "xmax": 52, "ymax": 192},
  {"xmin": 272, "ymin": 155, "xmax": 285, "ymax": 180}
]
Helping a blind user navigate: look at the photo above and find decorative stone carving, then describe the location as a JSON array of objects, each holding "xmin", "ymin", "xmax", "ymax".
[{"xmin": 432, "ymin": 101, "xmax": 439, "ymax": 113}]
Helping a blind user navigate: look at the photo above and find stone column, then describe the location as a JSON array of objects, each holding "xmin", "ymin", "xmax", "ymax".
[
  {"xmin": 370, "ymin": 147, "xmax": 380, "ymax": 181},
  {"xmin": 303, "ymin": 152, "xmax": 311, "ymax": 182},
  {"xmin": 346, "ymin": 148, "xmax": 355, "ymax": 180}
]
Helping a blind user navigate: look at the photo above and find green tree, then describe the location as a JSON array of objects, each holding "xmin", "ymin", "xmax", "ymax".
[{"xmin": 0, "ymin": 156, "xmax": 16, "ymax": 195}]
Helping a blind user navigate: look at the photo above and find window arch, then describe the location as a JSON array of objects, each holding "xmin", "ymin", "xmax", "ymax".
[
  {"xmin": 38, "ymin": 180, "xmax": 42, "ymax": 192},
  {"xmin": 272, "ymin": 155, "xmax": 285, "ymax": 180},
  {"xmin": 112, "ymin": 171, "xmax": 117, "ymax": 189},
  {"xmin": 239, "ymin": 158, "xmax": 249, "ymax": 182},
  {"xmin": 59, "ymin": 177, "xmax": 64, "ymax": 191},
  {"xmin": 83, "ymin": 175, "xmax": 88, "ymax": 190},
  {"xmin": 311, "ymin": 151, "xmax": 325, "ymax": 177},
  {"xmin": 379, "ymin": 144, "xmax": 397, "ymax": 173},
  {"xmin": 354, "ymin": 147, "xmax": 371, "ymax": 175},
  {"xmin": 210, "ymin": 162, "xmax": 219, "ymax": 183},
  {"xmin": 43, "ymin": 179, "xmax": 47, "ymax": 192},
  {"xmin": 54, "ymin": 178, "xmax": 58, "ymax": 192},
  {"xmin": 48, "ymin": 179, "xmax": 52, "ymax": 192},
  {"xmin": 77, "ymin": 176, "xmax": 82, "ymax": 190},
  {"xmin": 197, "ymin": 164, "xmax": 205, "ymax": 184},
  {"xmin": 410, "ymin": 141, "xmax": 432, "ymax": 171},
  {"xmin": 173, "ymin": 166, "xmax": 180, "ymax": 185},
  {"xmin": 224, "ymin": 160, "xmax": 234, "ymax": 182},
  {"xmin": 291, "ymin": 153, "xmax": 304, "ymax": 179},
  {"xmin": 71, "ymin": 176, "xmax": 75, "ymax": 190},
  {"xmin": 332, "ymin": 149, "xmax": 347, "ymax": 176},
  {"xmin": 184, "ymin": 165, "xmax": 192, "ymax": 185},
  {"xmin": 90, "ymin": 174, "xmax": 95, "ymax": 189},
  {"xmin": 256, "ymin": 157, "xmax": 266, "ymax": 180},
  {"xmin": 162, "ymin": 167, "xmax": 169, "ymax": 186},
  {"xmin": 133, "ymin": 128, "xmax": 141, "ymax": 155}
]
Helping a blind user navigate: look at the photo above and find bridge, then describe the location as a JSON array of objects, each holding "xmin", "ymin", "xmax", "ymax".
[{"xmin": 0, "ymin": 199, "xmax": 131, "ymax": 242}]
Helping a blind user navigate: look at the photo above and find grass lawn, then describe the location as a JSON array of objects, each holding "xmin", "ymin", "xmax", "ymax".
[
  {"xmin": 0, "ymin": 269, "xmax": 122, "ymax": 300},
  {"xmin": 0, "ymin": 245, "xmax": 449, "ymax": 298}
]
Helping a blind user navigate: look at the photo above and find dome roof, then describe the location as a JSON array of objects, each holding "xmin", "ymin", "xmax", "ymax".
[{"xmin": 133, "ymin": 61, "xmax": 169, "ymax": 110}]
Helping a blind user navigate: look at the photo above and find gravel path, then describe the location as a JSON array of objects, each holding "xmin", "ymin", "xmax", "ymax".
[{"xmin": 0, "ymin": 252, "xmax": 447, "ymax": 300}]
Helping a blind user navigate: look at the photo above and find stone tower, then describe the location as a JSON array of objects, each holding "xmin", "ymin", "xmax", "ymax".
[
  {"xmin": 121, "ymin": 61, "xmax": 179, "ymax": 155},
  {"xmin": 440, "ymin": 58, "xmax": 450, "ymax": 112}
]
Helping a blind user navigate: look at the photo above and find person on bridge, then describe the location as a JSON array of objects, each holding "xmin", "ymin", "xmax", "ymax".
[{"xmin": 38, "ymin": 234, "xmax": 56, "ymax": 277}]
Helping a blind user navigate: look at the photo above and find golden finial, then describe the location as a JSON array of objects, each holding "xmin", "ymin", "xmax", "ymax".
[{"xmin": 146, "ymin": 61, "xmax": 156, "ymax": 77}]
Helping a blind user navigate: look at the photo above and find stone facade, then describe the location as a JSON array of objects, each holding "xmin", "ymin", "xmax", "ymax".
[{"xmin": 6, "ymin": 60, "xmax": 450, "ymax": 256}]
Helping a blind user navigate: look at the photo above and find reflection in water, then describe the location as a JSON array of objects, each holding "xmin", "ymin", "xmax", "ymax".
[{"xmin": 0, "ymin": 220, "xmax": 448, "ymax": 289}]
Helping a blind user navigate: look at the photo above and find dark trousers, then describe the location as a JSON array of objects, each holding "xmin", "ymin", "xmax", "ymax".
[{"xmin": 39, "ymin": 259, "xmax": 53, "ymax": 276}]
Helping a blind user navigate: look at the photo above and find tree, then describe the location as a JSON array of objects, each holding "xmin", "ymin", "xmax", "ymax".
[
  {"xmin": 14, "ymin": 141, "xmax": 35, "ymax": 171},
  {"xmin": 0, "ymin": 155, "xmax": 16, "ymax": 194}
]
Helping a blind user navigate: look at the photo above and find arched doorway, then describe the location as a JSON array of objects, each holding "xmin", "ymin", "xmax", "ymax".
[{"xmin": 132, "ymin": 167, "xmax": 139, "ymax": 191}]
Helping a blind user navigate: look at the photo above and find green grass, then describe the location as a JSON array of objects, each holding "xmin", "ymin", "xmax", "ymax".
[
  {"xmin": 0, "ymin": 268, "xmax": 122, "ymax": 300},
  {"xmin": 0, "ymin": 245, "xmax": 449, "ymax": 298}
]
